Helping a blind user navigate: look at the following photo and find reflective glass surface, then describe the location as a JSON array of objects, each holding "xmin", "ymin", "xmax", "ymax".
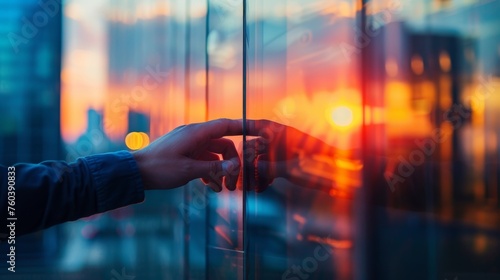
[{"xmin": 0, "ymin": 0, "xmax": 499, "ymax": 279}]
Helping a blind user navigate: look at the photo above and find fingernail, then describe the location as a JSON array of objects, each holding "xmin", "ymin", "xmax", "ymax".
[
  {"xmin": 209, "ymin": 182, "xmax": 222, "ymax": 192},
  {"xmin": 226, "ymin": 178, "xmax": 236, "ymax": 191},
  {"xmin": 222, "ymin": 161, "xmax": 235, "ymax": 175}
]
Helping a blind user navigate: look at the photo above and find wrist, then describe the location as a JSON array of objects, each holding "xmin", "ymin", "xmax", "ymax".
[{"xmin": 132, "ymin": 150, "xmax": 151, "ymax": 190}]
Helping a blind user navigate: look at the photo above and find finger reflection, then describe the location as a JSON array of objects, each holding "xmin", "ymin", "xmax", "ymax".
[{"xmin": 240, "ymin": 121, "xmax": 361, "ymax": 196}]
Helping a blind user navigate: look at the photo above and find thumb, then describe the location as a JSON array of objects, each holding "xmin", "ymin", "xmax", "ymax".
[
  {"xmin": 191, "ymin": 159, "xmax": 235, "ymax": 182},
  {"xmin": 191, "ymin": 159, "xmax": 236, "ymax": 192}
]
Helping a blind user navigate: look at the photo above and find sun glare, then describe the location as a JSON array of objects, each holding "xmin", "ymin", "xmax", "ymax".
[{"xmin": 330, "ymin": 106, "xmax": 354, "ymax": 127}]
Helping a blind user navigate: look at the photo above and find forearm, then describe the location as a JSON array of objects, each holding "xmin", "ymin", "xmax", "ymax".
[{"xmin": 0, "ymin": 151, "xmax": 145, "ymax": 238}]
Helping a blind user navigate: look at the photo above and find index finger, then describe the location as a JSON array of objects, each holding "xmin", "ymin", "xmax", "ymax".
[
  {"xmin": 245, "ymin": 119, "xmax": 285, "ymax": 137},
  {"xmin": 195, "ymin": 118, "xmax": 244, "ymax": 139},
  {"xmin": 198, "ymin": 119, "xmax": 343, "ymax": 158},
  {"xmin": 246, "ymin": 119, "xmax": 341, "ymax": 158},
  {"xmin": 195, "ymin": 118, "xmax": 284, "ymax": 139}
]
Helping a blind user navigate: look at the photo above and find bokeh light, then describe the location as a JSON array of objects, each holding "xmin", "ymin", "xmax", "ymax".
[
  {"xmin": 330, "ymin": 106, "xmax": 354, "ymax": 127},
  {"xmin": 125, "ymin": 132, "xmax": 150, "ymax": 150}
]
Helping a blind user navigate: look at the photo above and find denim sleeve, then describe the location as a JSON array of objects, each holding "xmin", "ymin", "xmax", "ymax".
[{"xmin": 0, "ymin": 151, "xmax": 145, "ymax": 239}]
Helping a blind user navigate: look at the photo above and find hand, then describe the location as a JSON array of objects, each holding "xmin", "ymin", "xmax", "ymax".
[
  {"xmin": 132, "ymin": 119, "xmax": 244, "ymax": 192},
  {"xmin": 242, "ymin": 120, "xmax": 340, "ymax": 192}
]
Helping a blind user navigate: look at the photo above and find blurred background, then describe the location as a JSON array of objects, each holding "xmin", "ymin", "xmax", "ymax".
[{"xmin": 0, "ymin": 0, "xmax": 499, "ymax": 279}]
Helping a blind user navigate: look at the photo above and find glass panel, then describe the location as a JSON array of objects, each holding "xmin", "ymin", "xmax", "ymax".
[
  {"xmin": 0, "ymin": 1, "xmax": 63, "ymax": 276},
  {"xmin": 205, "ymin": 0, "xmax": 245, "ymax": 279},
  {"xmin": 1, "ymin": 0, "xmax": 500, "ymax": 279},
  {"xmin": 244, "ymin": 0, "xmax": 500, "ymax": 279},
  {"xmin": 245, "ymin": 0, "xmax": 362, "ymax": 279},
  {"xmin": 365, "ymin": 1, "xmax": 500, "ymax": 279},
  {"xmin": 59, "ymin": 0, "xmax": 208, "ymax": 279},
  {"xmin": 183, "ymin": 1, "xmax": 210, "ymax": 279}
]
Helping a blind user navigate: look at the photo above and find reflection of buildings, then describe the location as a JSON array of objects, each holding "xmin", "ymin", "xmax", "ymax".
[
  {"xmin": 127, "ymin": 110, "xmax": 150, "ymax": 133},
  {"xmin": 27, "ymin": 0, "xmax": 498, "ymax": 279},
  {"xmin": 376, "ymin": 20, "xmax": 500, "ymax": 216},
  {"xmin": 124, "ymin": 110, "xmax": 150, "ymax": 150},
  {"xmin": 0, "ymin": 0, "xmax": 63, "ymax": 269},
  {"xmin": 70, "ymin": 109, "xmax": 113, "ymax": 159},
  {"xmin": 362, "ymin": 19, "xmax": 500, "ymax": 280},
  {"xmin": 408, "ymin": 33, "xmax": 475, "ymax": 208},
  {"xmin": 0, "ymin": 1, "xmax": 62, "ymax": 165},
  {"xmin": 378, "ymin": 25, "xmax": 477, "ymax": 210},
  {"xmin": 243, "ymin": 5, "xmax": 500, "ymax": 278},
  {"xmin": 69, "ymin": 109, "xmax": 151, "ymax": 153},
  {"xmin": 106, "ymin": 15, "xmax": 207, "ymax": 139}
]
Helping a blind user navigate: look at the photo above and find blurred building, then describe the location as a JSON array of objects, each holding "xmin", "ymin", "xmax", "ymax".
[
  {"xmin": 70, "ymin": 109, "xmax": 113, "ymax": 159},
  {"xmin": 1, "ymin": 0, "xmax": 499, "ymax": 279},
  {"xmin": 106, "ymin": 7, "xmax": 207, "ymax": 140},
  {"xmin": 127, "ymin": 110, "xmax": 150, "ymax": 134},
  {"xmin": 0, "ymin": 0, "xmax": 62, "ymax": 165},
  {"xmin": 0, "ymin": 0, "xmax": 63, "ymax": 271}
]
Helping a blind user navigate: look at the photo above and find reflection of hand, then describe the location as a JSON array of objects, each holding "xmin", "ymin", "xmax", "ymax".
[
  {"xmin": 132, "ymin": 119, "xmax": 342, "ymax": 193},
  {"xmin": 132, "ymin": 119, "xmax": 243, "ymax": 192},
  {"xmin": 242, "ymin": 120, "xmax": 339, "ymax": 192}
]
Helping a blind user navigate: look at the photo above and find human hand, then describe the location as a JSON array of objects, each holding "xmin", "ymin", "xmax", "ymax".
[
  {"xmin": 132, "ymin": 119, "xmax": 244, "ymax": 192},
  {"xmin": 132, "ymin": 119, "xmax": 342, "ymax": 193},
  {"xmin": 242, "ymin": 120, "xmax": 340, "ymax": 192}
]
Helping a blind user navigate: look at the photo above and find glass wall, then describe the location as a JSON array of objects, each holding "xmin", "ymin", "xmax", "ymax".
[
  {"xmin": 0, "ymin": 0, "xmax": 499, "ymax": 279},
  {"xmin": 0, "ymin": 0, "xmax": 62, "ymax": 277},
  {"xmin": 363, "ymin": 1, "xmax": 500, "ymax": 279},
  {"xmin": 244, "ymin": 0, "xmax": 362, "ymax": 279},
  {"xmin": 59, "ymin": 0, "xmax": 206, "ymax": 279},
  {"xmin": 205, "ymin": 0, "xmax": 245, "ymax": 279},
  {"xmin": 241, "ymin": 0, "xmax": 500, "ymax": 279}
]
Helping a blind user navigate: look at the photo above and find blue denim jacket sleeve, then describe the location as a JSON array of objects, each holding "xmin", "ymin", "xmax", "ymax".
[{"xmin": 0, "ymin": 151, "xmax": 145, "ymax": 239}]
